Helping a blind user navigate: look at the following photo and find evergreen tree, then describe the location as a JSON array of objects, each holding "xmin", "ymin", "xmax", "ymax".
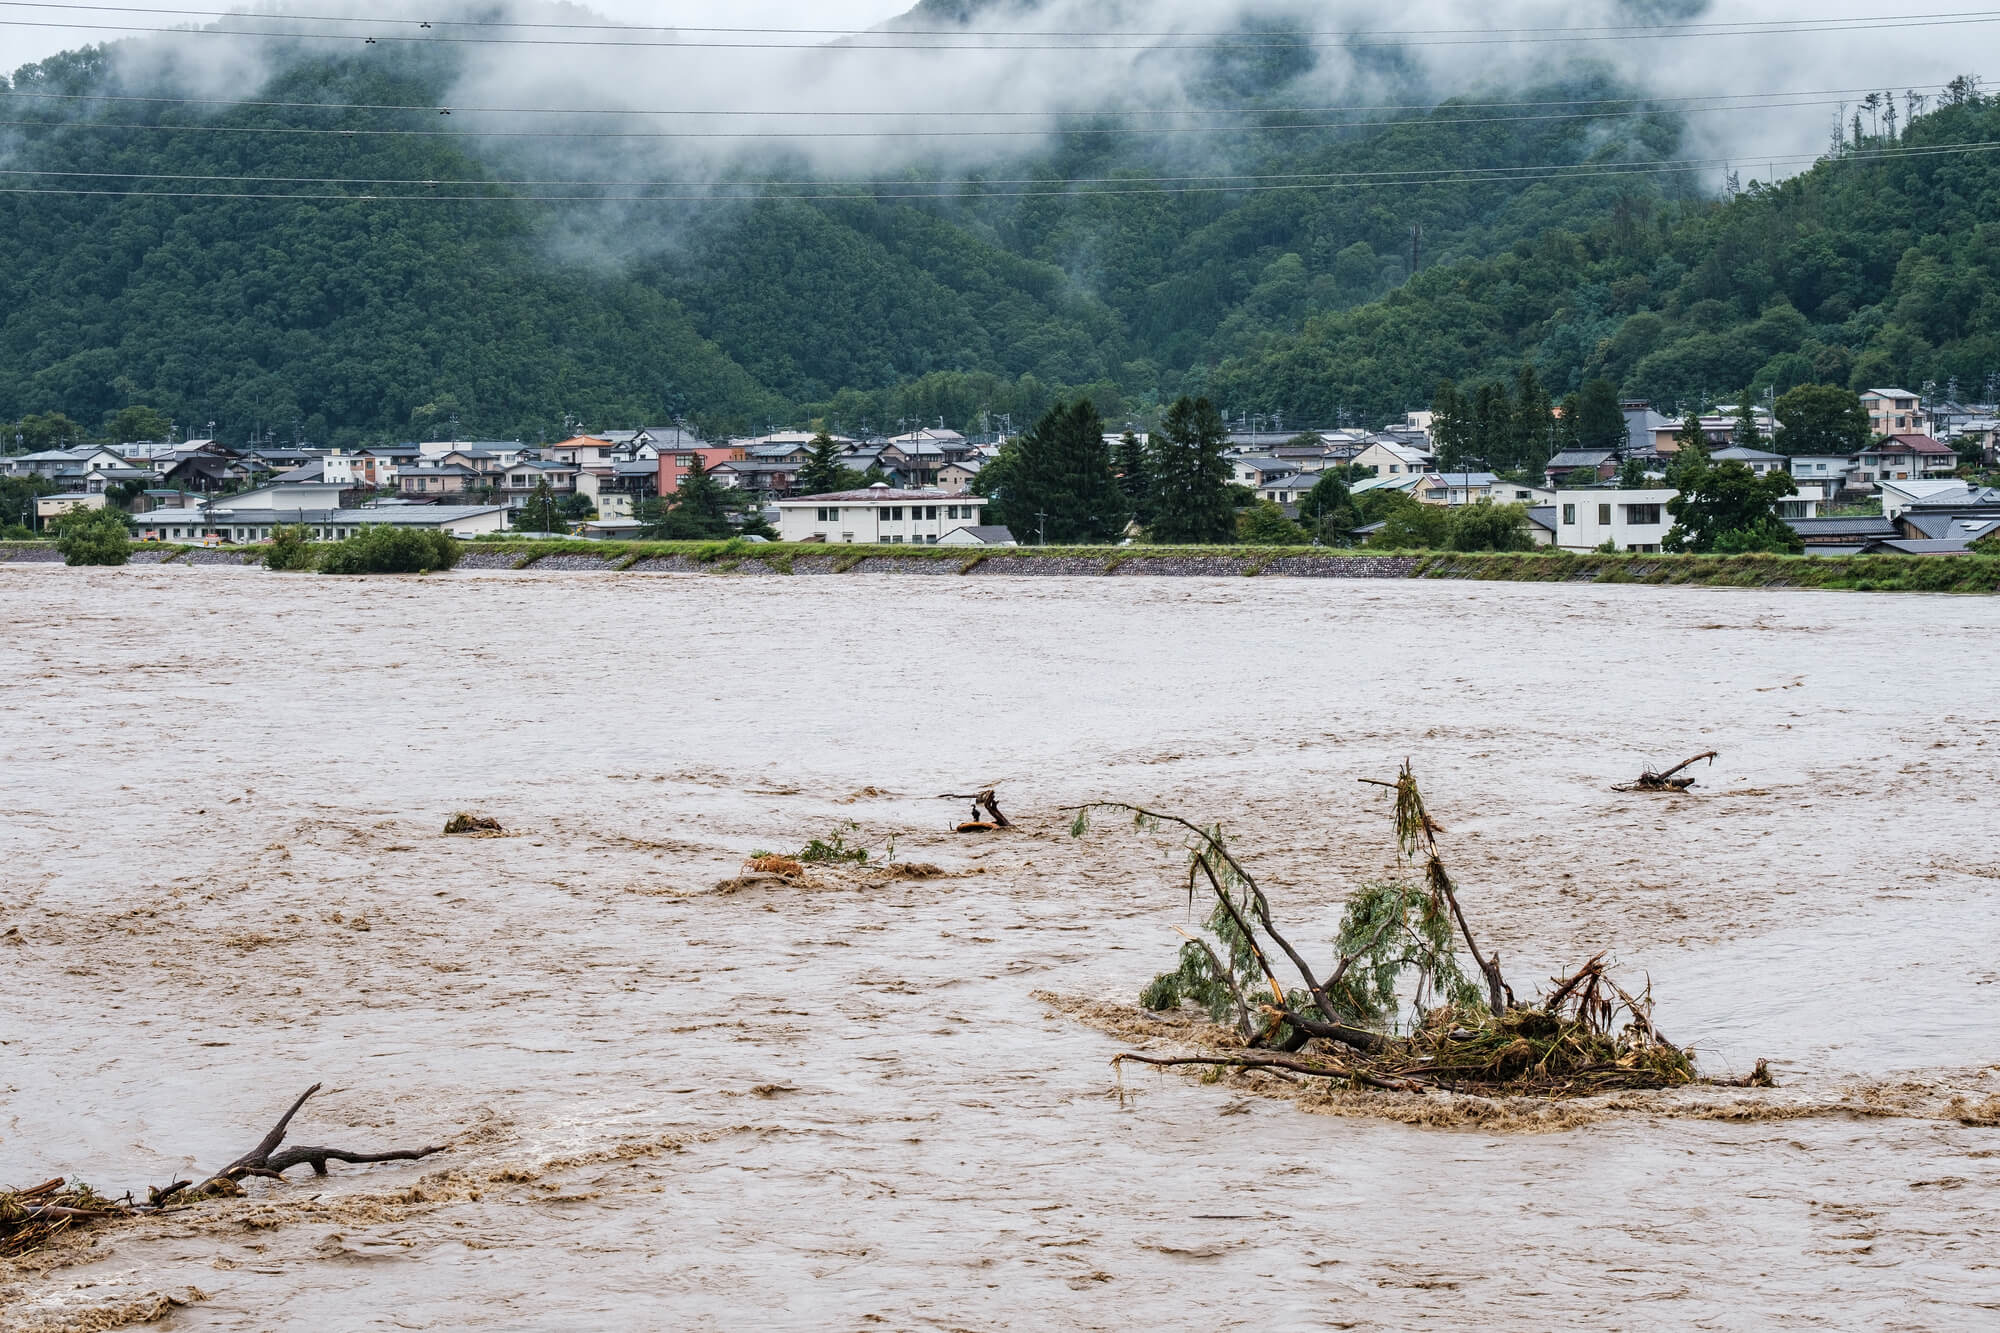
[
  {"xmin": 1114, "ymin": 429, "xmax": 1150, "ymax": 524},
  {"xmin": 1574, "ymin": 379, "xmax": 1628, "ymax": 452},
  {"xmin": 1511, "ymin": 366, "xmax": 1555, "ymax": 473},
  {"xmin": 1430, "ymin": 380, "xmax": 1474, "ymax": 470},
  {"xmin": 1296, "ymin": 471, "xmax": 1354, "ymax": 544},
  {"xmin": 516, "ymin": 478, "xmax": 565, "ymax": 533},
  {"xmin": 668, "ymin": 452, "xmax": 736, "ymax": 539},
  {"xmin": 1146, "ymin": 397, "xmax": 1235, "ymax": 544},
  {"xmin": 1731, "ymin": 395, "xmax": 1765, "ymax": 447},
  {"xmin": 1554, "ymin": 393, "xmax": 1583, "ymax": 454},
  {"xmin": 1470, "ymin": 381, "xmax": 1512, "ymax": 468},
  {"xmin": 974, "ymin": 399, "xmax": 1121, "ymax": 543},
  {"xmin": 796, "ymin": 430, "xmax": 848, "ymax": 496}
]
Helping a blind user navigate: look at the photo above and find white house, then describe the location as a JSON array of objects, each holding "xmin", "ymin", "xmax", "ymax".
[
  {"xmin": 1554, "ymin": 488, "xmax": 1677, "ymax": 552},
  {"xmin": 1351, "ymin": 440, "xmax": 1434, "ymax": 476},
  {"xmin": 1879, "ymin": 477, "xmax": 1971, "ymax": 521},
  {"xmin": 776, "ymin": 485, "xmax": 987, "ymax": 544},
  {"xmin": 938, "ymin": 525, "xmax": 1018, "ymax": 546}
]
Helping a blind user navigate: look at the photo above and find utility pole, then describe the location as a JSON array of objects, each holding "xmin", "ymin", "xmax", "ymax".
[
  {"xmin": 1410, "ymin": 222, "xmax": 1422, "ymax": 277},
  {"xmin": 1036, "ymin": 511, "xmax": 1048, "ymax": 546}
]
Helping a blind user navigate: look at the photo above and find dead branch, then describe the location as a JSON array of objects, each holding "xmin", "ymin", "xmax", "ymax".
[
  {"xmin": 1113, "ymin": 1051, "xmax": 1430, "ymax": 1095},
  {"xmin": 940, "ymin": 788, "xmax": 1011, "ymax": 829},
  {"xmin": 1, "ymin": 1083, "xmax": 450, "ymax": 1259},
  {"xmin": 1615, "ymin": 751, "xmax": 1718, "ymax": 793}
]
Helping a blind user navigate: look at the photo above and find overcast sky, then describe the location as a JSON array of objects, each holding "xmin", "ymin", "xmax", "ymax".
[{"xmin": 0, "ymin": 3, "xmax": 915, "ymax": 76}]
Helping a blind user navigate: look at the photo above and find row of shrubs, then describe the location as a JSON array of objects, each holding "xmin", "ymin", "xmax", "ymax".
[
  {"xmin": 264, "ymin": 524, "xmax": 459, "ymax": 574},
  {"xmin": 38, "ymin": 509, "xmax": 460, "ymax": 573}
]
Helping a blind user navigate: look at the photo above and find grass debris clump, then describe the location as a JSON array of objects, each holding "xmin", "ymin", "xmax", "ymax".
[{"xmin": 443, "ymin": 812, "xmax": 503, "ymax": 835}]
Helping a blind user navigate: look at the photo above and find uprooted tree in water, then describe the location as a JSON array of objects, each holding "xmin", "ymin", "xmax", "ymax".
[{"xmin": 1067, "ymin": 765, "xmax": 1704, "ymax": 1096}]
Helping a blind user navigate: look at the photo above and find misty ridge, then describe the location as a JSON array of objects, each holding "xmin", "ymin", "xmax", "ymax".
[{"xmin": 46, "ymin": 0, "xmax": 1936, "ymax": 193}]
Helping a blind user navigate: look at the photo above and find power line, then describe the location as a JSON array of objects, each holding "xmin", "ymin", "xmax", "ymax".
[
  {"xmin": 0, "ymin": 94, "xmax": 1919, "ymax": 141},
  {"xmin": 3, "ymin": 7, "xmax": 2000, "ymax": 50},
  {"xmin": 0, "ymin": 127, "xmax": 1971, "ymax": 190},
  {"xmin": 0, "ymin": 136, "xmax": 1984, "ymax": 203},
  {"xmin": 0, "ymin": 83, "xmax": 1949, "ymax": 122}
]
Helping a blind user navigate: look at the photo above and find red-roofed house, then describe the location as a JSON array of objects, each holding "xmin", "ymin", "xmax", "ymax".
[{"xmin": 1857, "ymin": 433, "xmax": 1957, "ymax": 484}]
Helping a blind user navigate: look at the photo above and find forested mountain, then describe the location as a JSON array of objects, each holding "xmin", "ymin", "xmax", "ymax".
[
  {"xmin": 1203, "ymin": 86, "xmax": 2000, "ymax": 421},
  {"xmin": 0, "ymin": 7, "xmax": 1991, "ymax": 446}
]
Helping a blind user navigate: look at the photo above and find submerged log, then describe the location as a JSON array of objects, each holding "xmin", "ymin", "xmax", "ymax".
[{"xmin": 1614, "ymin": 751, "xmax": 1718, "ymax": 793}]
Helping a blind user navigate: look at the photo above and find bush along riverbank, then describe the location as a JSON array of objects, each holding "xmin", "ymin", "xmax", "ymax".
[{"xmin": 6, "ymin": 538, "xmax": 2000, "ymax": 592}]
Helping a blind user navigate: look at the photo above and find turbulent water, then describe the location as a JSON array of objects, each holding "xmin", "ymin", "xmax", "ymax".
[{"xmin": 2, "ymin": 566, "xmax": 1997, "ymax": 1329}]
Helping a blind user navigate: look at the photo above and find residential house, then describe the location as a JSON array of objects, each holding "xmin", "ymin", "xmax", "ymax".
[
  {"xmin": 1542, "ymin": 449, "xmax": 1617, "ymax": 487},
  {"xmin": 938, "ymin": 525, "xmax": 1018, "ymax": 547},
  {"xmin": 160, "ymin": 455, "xmax": 255, "ymax": 493},
  {"xmin": 1861, "ymin": 389, "xmax": 1927, "ymax": 437},
  {"xmin": 1784, "ymin": 514, "xmax": 1900, "ymax": 554},
  {"xmin": 1350, "ymin": 439, "xmax": 1434, "ymax": 476},
  {"xmin": 1878, "ymin": 477, "xmax": 1970, "ymax": 521},
  {"xmin": 33, "ymin": 492, "xmax": 106, "ymax": 524},
  {"xmin": 439, "ymin": 448, "xmax": 507, "ymax": 480},
  {"xmin": 4, "ymin": 446, "xmax": 129, "ymax": 479},
  {"xmin": 1789, "ymin": 456, "xmax": 1857, "ymax": 507},
  {"xmin": 1553, "ymin": 488, "xmax": 1677, "ymax": 552},
  {"xmin": 1523, "ymin": 506, "xmax": 1558, "ymax": 546},
  {"xmin": 1261, "ymin": 474, "xmax": 1318, "ymax": 507},
  {"xmin": 1856, "ymin": 433, "xmax": 1956, "ymax": 484},
  {"xmin": 658, "ymin": 445, "xmax": 747, "ymax": 496},
  {"xmin": 1709, "ymin": 445, "xmax": 1788, "ymax": 476},
  {"xmin": 707, "ymin": 459, "xmax": 796, "ymax": 502},
  {"xmin": 398, "ymin": 463, "xmax": 481, "ymax": 499},
  {"xmin": 935, "ymin": 458, "xmax": 984, "ymax": 494},
  {"xmin": 1231, "ymin": 457, "xmax": 1301, "ymax": 488},
  {"xmin": 1417, "ymin": 472, "xmax": 1504, "ymax": 506},
  {"xmin": 1622, "ymin": 406, "xmax": 1679, "ymax": 455},
  {"xmin": 776, "ymin": 485, "xmax": 988, "ymax": 544},
  {"xmin": 500, "ymin": 458, "xmax": 582, "ymax": 505},
  {"xmin": 1348, "ymin": 473, "xmax": 1427, "ymax": 500},
  {"xmin": 551, "ymin": 435, "xmax": 617, "ymax": 466}
]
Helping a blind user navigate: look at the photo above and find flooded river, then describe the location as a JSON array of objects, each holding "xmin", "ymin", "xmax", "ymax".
[{"xmin": 3, "ymin": 567, "xmax": 1997, "ymax": 1329}]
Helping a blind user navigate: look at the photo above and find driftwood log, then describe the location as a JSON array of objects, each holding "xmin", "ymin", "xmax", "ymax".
[
  {"xmin": 940, "ymin": 788, "xmax": 1012, "ymax": 832},
  {"xmin": 1, "ymin": 1083, "xmax": 447, "ymax": 1258},
  {"xmin": 1615, "ymin": 751, "xmax": 1718, "ymax": 793}
]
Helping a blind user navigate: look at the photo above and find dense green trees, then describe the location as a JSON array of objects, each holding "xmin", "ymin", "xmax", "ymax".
[
  {"xmin": 1773, "ymin": 385, "xmax": 1871, "ymax": 456},
  {"xmin": 51, "ymin": 505, "xmax": 130, "ymax": 565},
  {"xmin": 1146, "ymin": 398, "xmax": 1235, "ymax": 543},
  {"xmin": 1665, "ymin": 460, "xmax": 1802, "ymax": 553},
  {"xmin": 318, "ymin": 525, "xmax": 459, "ymax": 574},
  {"xmin": 1574, "ymin": 379, "xmax": 1628, "ymax": 451},
  {"xmin": 976, "ymin": 399, "xmax": 1123, "ymax": 543}
]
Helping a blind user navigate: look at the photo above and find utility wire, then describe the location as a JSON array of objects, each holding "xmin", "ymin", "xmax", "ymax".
[
  {"xmin": 3, "ymin": 1, "xmax": 2000, "ymax": 43},
  {"xmin": 0, "ymin": 95, "xmax": 1906, "ymax": 140},
  {"xmin": 3, "ymin": 8, "xmax": 2000, "ymax": 49},
  {"xmin": 0, "ymin": 136, "xmax": 1984, "ymax": 202},
  {"xmin": 0, "ymin": 83, "xmax": 1949, "ymax": 122}
]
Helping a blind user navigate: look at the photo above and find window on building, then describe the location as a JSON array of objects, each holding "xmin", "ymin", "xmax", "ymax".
[
  {"xmin": 1562, "ymin": 504, "xmax": 1576, "ymax": 524},
  {"xmin": 1624, "ymin": 504, "xmax": 1662, "ymax": 525},
  {"xmin": 1597, "ymin": 504, "xmax": 1612, "ymax": 525}
]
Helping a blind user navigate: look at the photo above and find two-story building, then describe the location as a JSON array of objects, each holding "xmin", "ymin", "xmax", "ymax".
[
  {"xmin": 1861, "ymin": 389, "xmax": 1927, "ymax": 438},
  {"xmin": 1554, "ymin": 487, "xmax": 1678, "ymax": 552},
  {"xmin": 1350, "ymin": 440, "xmax": 1434, "ymax": 477},
  {"xmin": 499, "ymin": 458, "xmax": 581, "ymax": 505},
  {"xmin": 776, "ymin": 485, "xmax": 988, "ymax": 544},
  {"xmin": 1856, "ymin": 433, "xmax": 1956, "ymax": 484}
]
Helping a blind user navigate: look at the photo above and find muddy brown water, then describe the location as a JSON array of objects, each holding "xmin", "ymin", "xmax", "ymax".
[{"xmin": 3, "ymin": 566, "xmax": 1998, "ymax": 1329}]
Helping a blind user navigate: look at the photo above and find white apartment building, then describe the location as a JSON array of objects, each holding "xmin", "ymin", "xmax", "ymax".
[
  {"xmin": 776, "ymin": 485, "xmax": 987, "ymax": 544},
  {"xmin": 1554, "ymin": 487, "xmax": 1677, "ymax": 552}
]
